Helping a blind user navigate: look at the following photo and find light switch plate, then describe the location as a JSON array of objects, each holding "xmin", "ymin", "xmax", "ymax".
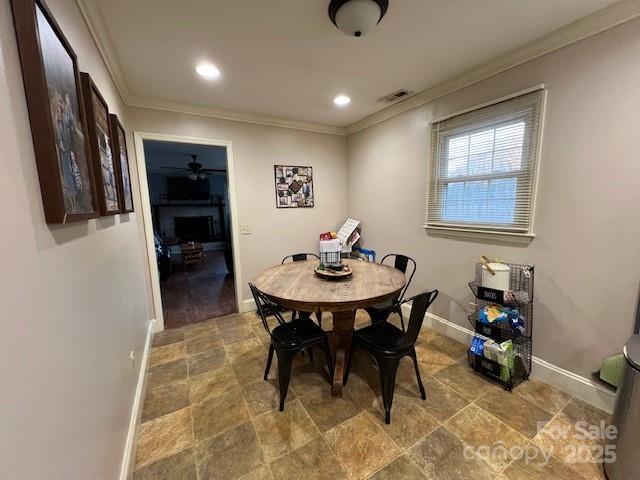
[{"xmin": 240, "ymin": 223, "xmax": 252, "ymax": 235}]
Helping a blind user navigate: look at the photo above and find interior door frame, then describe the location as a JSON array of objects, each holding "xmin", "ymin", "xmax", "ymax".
[{"xmin": 133, "ymin": 131, "xmax": 242, "ymax": 332}]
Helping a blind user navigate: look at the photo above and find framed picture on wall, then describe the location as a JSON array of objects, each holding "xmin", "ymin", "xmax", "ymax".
[
  {"xmin": 109, "ymin": 114, "xmax": 134, "ymax": 213},
  {"xmin": 10, "ymin": 0, "xmax": 98, "ymax": 223},
  {"xmin": 274, "ymin": 165, "xmax": 314, "ymax": 208},
  {"xmin": 80, "ymin": 73, "xmax": 120, "ymax": 215}
]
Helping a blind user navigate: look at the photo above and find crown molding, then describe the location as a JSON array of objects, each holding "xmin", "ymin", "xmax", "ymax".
[
  {"xmin": 75, "ymin": 0, "xmax": 132, "ymax": 104},
  {"xmin": 76, "ymin": 0, "xmax": 640, "ymax": 138},
  {"xmin": 127, "ymin": 95, "xmax": 347, "ymax": 136},
  {"xmin": 346, "ymin": 0, "xmax": 640, "ymax": 135},
  {"xmin": 75, "ymin": 0, "xmax": 346, "ymax": 136}
]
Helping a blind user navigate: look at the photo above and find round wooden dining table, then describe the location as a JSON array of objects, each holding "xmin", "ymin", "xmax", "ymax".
[{"xmin": 253, "ymin": 259, "xmax": 406, "ymax": 397}]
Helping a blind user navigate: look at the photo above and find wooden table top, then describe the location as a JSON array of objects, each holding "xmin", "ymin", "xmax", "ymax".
[{"xmin": 253, "ymin": 259, "xmax": 406, "ymax": 312}]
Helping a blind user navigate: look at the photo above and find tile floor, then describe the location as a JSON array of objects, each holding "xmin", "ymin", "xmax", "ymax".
[{"xmin": 134, "ymin": 311, "xmax": 610, "ymax": 480}]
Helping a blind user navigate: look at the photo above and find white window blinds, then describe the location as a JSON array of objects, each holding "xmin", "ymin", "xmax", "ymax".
[{"xmin": 426, "ymin": 89, "xmax": 544, "ymax": 234}]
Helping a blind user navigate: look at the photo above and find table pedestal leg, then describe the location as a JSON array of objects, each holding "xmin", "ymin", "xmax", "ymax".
[{"xmin": 330, "ymin": 310, "xmax": 356, "ymax": 397}]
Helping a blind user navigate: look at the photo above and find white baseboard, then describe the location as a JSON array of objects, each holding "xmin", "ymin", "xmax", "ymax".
[
  {"xmin": 240, "ymin": 298, "xmax": 256, "ymax": 313},
  {"xmin": 401, "ymin": 304, "xmax": 616, "ymax": 414},
  {"xmin": 119, "ymin": 319, "xmax": 155, "ymax": 480}
]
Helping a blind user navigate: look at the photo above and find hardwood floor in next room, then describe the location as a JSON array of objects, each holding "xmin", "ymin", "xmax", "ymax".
[{"xmin": 161, "ymin": 250, "xmax": 236, "ymax": 329}]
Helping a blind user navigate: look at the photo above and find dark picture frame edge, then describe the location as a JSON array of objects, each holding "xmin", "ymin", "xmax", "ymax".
[
  {"xmin": 273, "ymin": 164, "xmax": 314, "ymax": 209},
  {"xmin": 10, "ymin": 0, "xmax": 99, "ymax": 223},
  {"xmin": 109, "ymin": 114, "xmax": 135, "ymax": 214},
  {"xmin": 80, "ymin": 72, "xmax": 121, "ymax": 216}
]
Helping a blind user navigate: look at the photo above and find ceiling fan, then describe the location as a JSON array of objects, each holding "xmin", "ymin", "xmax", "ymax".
[{"xmin": 160, "ymin": 154, "xmax": 226, "ymax": 180}]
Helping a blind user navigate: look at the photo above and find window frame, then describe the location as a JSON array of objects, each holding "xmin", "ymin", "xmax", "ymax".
[{"xmin": 425, "ymin": 86, "xmax": 546, "ymax": 243}]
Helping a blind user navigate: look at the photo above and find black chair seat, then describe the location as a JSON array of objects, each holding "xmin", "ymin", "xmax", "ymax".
[
  {"xmin": 354, "ymin": 322, "xmax": 407, "ymax": 354},
  {"xmin": 272, "ymin": 317, "xmax": 326, "ymax": 347}
]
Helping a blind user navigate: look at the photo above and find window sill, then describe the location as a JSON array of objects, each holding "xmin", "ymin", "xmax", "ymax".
[{"xmin": 424, "ymin": 225, "xmax": 535, "ymax": 245}]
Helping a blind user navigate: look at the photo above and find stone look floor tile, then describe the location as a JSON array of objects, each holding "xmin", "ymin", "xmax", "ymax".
[
  {"xmin": 368, "ymin": 454, "xmax": 428, "ymax": 480},
  {"xmin": 475, "ymin": 389, "xmax": 552, "ymax": 438},
  {"xmin": 445, "ymin": 404, "xmax": 529, "ymax": 471},
  {"xmin": 420, "ymin": 330, "xmax": 468, "ymax": 360},
  {"xmin": 324, "ymin": 412, "xmax": 401, "ymax": 480},
  {"xmin": 299, "ymin": 389, "xmax": 361, "ymax": 432},
  {"xmin": 407, "ymin": 426, "xmax": 495, "ymax": 480},
  {"xmin": 189, "ymin": 365, "xmax": 240, "ymax": 404},
  {"xmin": 239, "ymin": 465, "xmax": 272, "ymax": 480},
  {"xmin": 433, "ymin": 362, "xmax": 498, "ymax": 401},
  {"xmin": 152, "ymin": 328, "xmax": 185, "ymax": 348},
  {"xmin": 533, "ymin": 413, "xmax": 606, "ymax": 480},
  {"xmin": 252, "ymin": 399, "xmax": 319, "ymax": 461},
  {"xmin": 196, "ymin": 421, "xmax": 264, "ymax": 480},
  {"xmin": 192, "ymin": 389, "xmax": 250, "ymax": 441},
  {"xmin": 147, "ymin": 359, "xmax": 188, "ymax": 389},
  {"xmin": 184, "ymin": 320, "xmax": 219, "ymax": 341},
  {"xmin": 142, "ymin": 381, "xmax": 190, "ymax": 422},
  {"xmin": 289, "ymin": 361, "xmax": 333, "ymax": 398},
  {"xmin": 407, "ymin": 377, "xmax": 470, "ymax": 422},
  {"xmin": 185, "ymin": 331, "xmax": 224, "ymax": 356},
  {"xmin": 242, "ymin": 379, "xmax": 295, "ymax": 417},
  {"xmin": 414, "ymin": 343, "xmax": 460, "ymax": 376},
  {"xmin": 186, "ymin": 347, "xmax": 228, "ymax": 377},
  {"xmin": 232, "ymin": 356, "xmax": 276, "ymax": 386},
  {"xmin": 515, "ymin": 379, "xmax": 572, "ymax": 415},
  {"xmin": 502, "ymin": 450, "xmax": 584, "ymax": 480},
  {"xmin": 133, "ymin": 448, "xmax": 196, "ymax": 480},
  {"xmin": 225, "ymin": 338, "xmax": 266, "ymax": 364},
  {"xmin": 268, "ymin": 436, "xmax": 347, "ymax": 480},
  {"xmin": 149, "ymin": 342, "xmax": 186, "ymax": 368},
  {"xmin": 367, "ymin": 389, "xmax": 440, "ymax": 449},
  {"xmin": 219, "ymin": 324, "xmax": 258, "ymax": 345},
  {"xmin": 561, "ymin": 398, "xmax": 610, "ymax": 426},
  {"xmin": 135, "ymin": 408, "xmax": 193, "ymax": 469}
]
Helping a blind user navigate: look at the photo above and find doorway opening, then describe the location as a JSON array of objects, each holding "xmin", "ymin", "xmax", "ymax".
[{"xmin": 141, "ymin": 138, "xmax": 238, "ymax": 330}]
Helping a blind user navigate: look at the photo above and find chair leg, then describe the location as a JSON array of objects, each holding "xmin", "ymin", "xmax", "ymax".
[
  {"xmin": 275, "ymin": 348, "xmax": 296, "ymax": 411},
  {"xmin": 291, "ymin": 310, "xmax": 297, "ymax": 322},
  {"xmin": 316, "ymin": 311, "xmax": 322, "ymax": 328},
  {"xmin": 264, "ymin": 344, "xmax": 275, "ymax": 380},
  {"xmin": 365, "ymin": 307, "xmax": 392, "ymax": 325},
  {"xmin": 374, "ymin": 355, "xmax": 400, "ymax": 424},
  {"xmin": 307, "ymin": 347, "xmax": 314, "ymax": 363},
  {"xmin": 409, "ymin": 348, "xmax": 426, "ymax": 400},
  {"xmin": 319, "ymin": 338, "xmax": 334, "ymax": 382}
]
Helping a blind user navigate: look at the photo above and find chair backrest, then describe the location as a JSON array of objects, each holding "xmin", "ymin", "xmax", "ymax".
[
  {"xmin": 381, "ymin": 254, "xmax": 417, "ymax": 301},
  {"xmin": 281, "ymin": 252, "xmax": 319, "ymax": 264},
  {"xmin": 249, "ymin": 283, "xmax": 286, "ymax": 336},
  {"xmin": 402, "ymin": 290, "xmax": 439, "ymax": 348}
]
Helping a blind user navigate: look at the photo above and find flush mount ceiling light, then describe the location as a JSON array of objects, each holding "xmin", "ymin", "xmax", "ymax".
[
  {"xmin": 328, "ymin": 0, "xmax": 389, "ymax": 37},
  {"xmin": 334, "ymin": 94, "xmax": 351, "ymax": 106},
  {"xmin": 195, "ymin": 62, "xmax": 221, "ymax": 80}
]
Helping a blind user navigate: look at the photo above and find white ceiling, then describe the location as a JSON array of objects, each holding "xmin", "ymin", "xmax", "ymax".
[
  {"xmin": 144, "ymin": 141, "xmax": 227, "ymax": 175},
  {"xmin": 92, "ymin": 0, "xmax": 617, "ymax": 127}
]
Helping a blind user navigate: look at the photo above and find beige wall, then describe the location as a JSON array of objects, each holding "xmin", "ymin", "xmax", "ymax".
[
  {"xmin": 0, "ymin": 0, "xmax": 150, "ymax": 478},
  {"xmin": 126, "ymin": 107, "xmax": 348, "ymax": 306},
  {"xmin": 347, "ymin": 18, "xmax": 640, "ymax": 379}
]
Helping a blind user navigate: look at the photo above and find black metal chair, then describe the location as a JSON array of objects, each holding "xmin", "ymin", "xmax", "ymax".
[
  {"xmin": 345, "ymin": 290, "xmax": 438, "ymax": 424},
  {"xmin": 249, "ymin": 283, "xmax": 333, "ymax": 412},
  {"xmin": 364, "ymin": 254, "xmax": 417, "ymax": 331},
  {"xmin": 281, "ymin": 253, "xmax": 323, "ymax": 327}
]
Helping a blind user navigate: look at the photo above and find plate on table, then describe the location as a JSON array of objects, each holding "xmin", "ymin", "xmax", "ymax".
[{"xmin": 314, "ymin": 265, "xmax": 352, "ymax": 281}]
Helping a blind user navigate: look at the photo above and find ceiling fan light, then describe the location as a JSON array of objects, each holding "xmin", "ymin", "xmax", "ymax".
[
  {"xmin": 329, "ymin": 0, "xmax": 388, "ymax": 38},
  {"xmin": 198, "ymin": 172, "xmax": 208, "ymax": 179},
  {"xmin": 187, "ymin": 172, "xmax": 198, "ymax": 181}
]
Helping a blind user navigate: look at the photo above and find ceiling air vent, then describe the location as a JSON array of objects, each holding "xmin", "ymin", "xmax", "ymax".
[{"xmin": 379, "ymin": 89, "xmax": 413, "ymax": 103}]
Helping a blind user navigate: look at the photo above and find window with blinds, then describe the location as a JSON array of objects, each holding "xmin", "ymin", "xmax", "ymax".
[{"xmin": 426, "ymin": 89, "xmax": 544, "ymax": 235}]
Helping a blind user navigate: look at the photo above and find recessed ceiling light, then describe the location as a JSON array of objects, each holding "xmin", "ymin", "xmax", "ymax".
[
  {"xmin": 334, "ymin": 94, "xmax": 351, "ymax": 106},
  {"xmin": 195, "ymin": 62, "xmax": 221, "ymax": 80}
]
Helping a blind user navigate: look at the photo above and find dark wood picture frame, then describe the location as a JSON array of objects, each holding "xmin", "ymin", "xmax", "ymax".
[
  {"xmin": 10, "ymin": 0, "xmax": 99, "ymax": 223},
  {"xmin": 109, "ymin": 114, "xmax": 135, "ymax": 213},
  {"xmin": 80, "ymin": 72, "xmax": 121, "ymax": 215}
]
